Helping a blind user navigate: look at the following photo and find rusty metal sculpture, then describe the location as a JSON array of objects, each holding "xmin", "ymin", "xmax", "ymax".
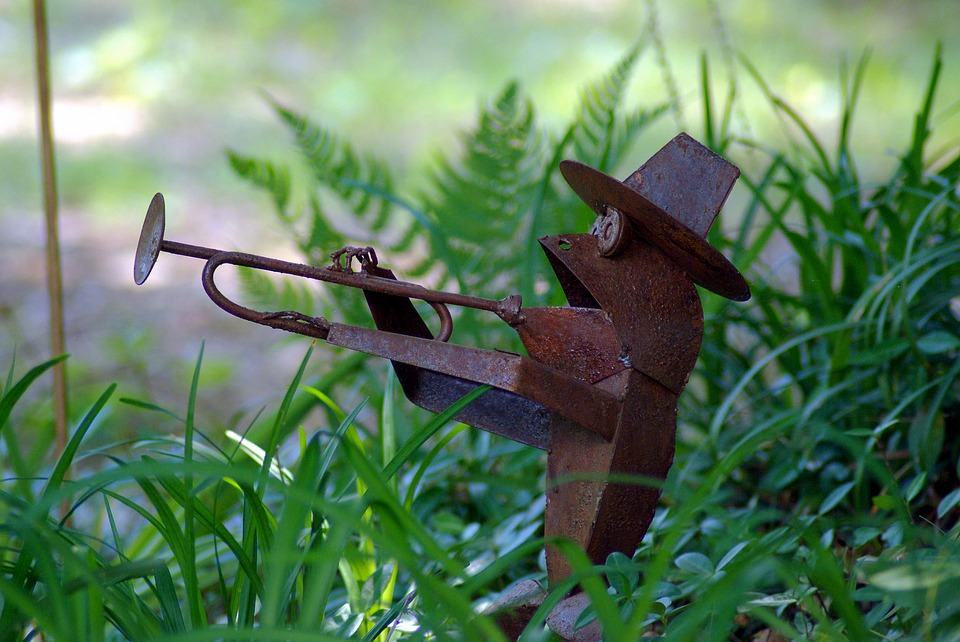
[{"xmin": 135, "ymin": 132, "xmax": 749, "ymax": 640}]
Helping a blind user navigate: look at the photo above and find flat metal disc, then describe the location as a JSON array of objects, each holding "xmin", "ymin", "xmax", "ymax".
[
  {"xmin": 559, "ymin": 160, "xmax": 750, "ymax": 301},
  {"xmin": 135, "ymin": 193, "xmax": 165, "ymax": 285}
]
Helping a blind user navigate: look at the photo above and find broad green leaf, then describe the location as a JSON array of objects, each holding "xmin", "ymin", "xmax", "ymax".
[
  {"xmin": 853, "ymin": 527, "xmax": 882, "ymax": 547},
  {"xmin": 818, "ymin": 481, "xmax": 855, "ymax": 515},
  {"xmin": 605, "ymin": 551, "xmax": 637, "ymax": 597},
  {"xmin": 869, "ymin": 561, "xmax": 960, "ymax": 592},
  {"xmin": 917, "ymin": 330, "xmax": 960, "ymax": 355},
  {"xmin": 904, "ymin": 472, "xmax": 928, "ymax": 503},
  {"xmin": 605, "ymin": 551, "xmax": 639, "ymax": 594},
  {"xmin": 938, "ymin": 487, "xmax": 960, "ymax": 519},
  {"xmin": 749, "ymin": 593, "xmax": 799, "ymax": 607},
  {"xmin": 716, "ymin": 540, "xmax": 751, "ymax": 572},
  {"xmin": 675, "ymin": 552, "xmax": 714, "ymax": 576}
]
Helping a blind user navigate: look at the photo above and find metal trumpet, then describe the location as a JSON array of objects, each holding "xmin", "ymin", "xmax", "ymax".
[{"xmin": 135, "ymin": 192, "xmax": 523, "ymax": 343}]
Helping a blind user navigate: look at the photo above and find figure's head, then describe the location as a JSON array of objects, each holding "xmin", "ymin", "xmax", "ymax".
[{"xmin": 533, "ymin": 133, "xmax": 750, "ymax": 393}]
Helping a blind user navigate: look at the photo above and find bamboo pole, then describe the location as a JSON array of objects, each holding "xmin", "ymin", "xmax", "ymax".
[{"xmin": 33, "ymin": 0, "xmax": 68, "ymax": 456}]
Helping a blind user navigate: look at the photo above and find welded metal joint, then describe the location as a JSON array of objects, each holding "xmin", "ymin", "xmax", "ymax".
[
  {"xmin": 591, "ymin": 206, "xmax": 631, "ymax": 257},
  {"xmin": 329, "ymin": 245, "xmax": 379, "ymax": 272}
]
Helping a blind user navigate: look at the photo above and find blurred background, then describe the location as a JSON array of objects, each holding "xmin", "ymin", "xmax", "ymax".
[{"xmin": 2, "ymin": 0, "xmax": 959, "ymax": 434}]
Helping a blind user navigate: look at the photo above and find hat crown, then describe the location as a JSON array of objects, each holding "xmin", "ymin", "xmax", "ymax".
[{"xmin": 621, "ymin": 132, "xmax": 739, "ymax": 238}]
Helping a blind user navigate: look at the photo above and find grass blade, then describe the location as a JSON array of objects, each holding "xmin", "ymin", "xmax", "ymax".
[
  {"xmin": 0, "ymin": 355, "xmax": 68, "ymax": 437},
  {"xmin": 182, "ymin": 343, "xmax": 204, "ymax": 629},
  {"xmin": 259, "ymin": 343, "xmax": 314, "ymax": 490},
  {"xmin": 43, "ymin": 384, "xmax": 116, "ymax": 505},
  {"xmin": 381, "ymin": 384, "xmax": 490, "ymax": 481},
  {"xmin": 259, "ymin": 434, "xmax": 325, "ymax": 626},
  {"xmin": 154, "ymin": 564, "xmax": 187, "ymax": 633}
]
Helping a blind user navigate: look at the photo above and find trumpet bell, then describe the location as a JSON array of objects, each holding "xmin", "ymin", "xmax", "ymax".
[{"xmin": 135, "ymin": 192, "xmax": 166, "ymax": 285}]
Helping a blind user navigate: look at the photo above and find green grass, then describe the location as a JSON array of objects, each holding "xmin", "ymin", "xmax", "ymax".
[{"xmin": 3, "ymin": 43, "xmax": 960, "ymax": 640}]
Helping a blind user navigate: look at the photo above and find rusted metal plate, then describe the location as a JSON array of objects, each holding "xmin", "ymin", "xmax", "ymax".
[
  {"xmin": 623, "ymin": 131, "xmax": 741, "ymax": 238},
  {"xmin": 544, "ymin": 412, "xmax": 615, "ymax": 584},
  {"xmin": 581, "ymin": 369, "xmax": 678, "ymax": 570},
  {"xmin": 134, "ymin": 193, "xmax": 165, "ymax": 285},
  {"xmin": 361, "ymin": 269, "xmax": 552, "ymax": 449},
  {"xmin": 392, "ymin": 368, "xmax": 553, "ymax": 449},
  {"xmin": 516, "ymin": 307, "xmax": 624, "ymax": 384},
  {"xmin": 325, "ymin": 322, "xmax": 621, "ymax": 442},
  {"xmin": 543, "ymin": 369, "xmax": 679, "ymax": 585}
]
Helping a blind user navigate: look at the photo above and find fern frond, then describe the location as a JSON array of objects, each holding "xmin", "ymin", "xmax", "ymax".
[
  {"xmin": 237, "ymin": 266, "xmax": 318, "ymax": 319},
  {"xmin": 526, "ymin": 51, "xmax": 666, "ymax": 258},
  {"xmin": 571, "ymin": 44, "xmax": 645, "ymax": 172},
  {"xmin": 302, "ymin": 195, "xmax": 339, "ymax": 263},
  {"xmin": 422, "ymin": 82, "xmax": 546, "ymax": 293},
  {"xmin": 227, "ymin": 151, "xmax": 292, "ymax": 219},
  {"xmin": 609, "ymin": 104, "xmax": 670, "ymax": 169},
  {"xmin": 228, "ymin": 47, "xmax": 677, "ymax": 345},
  {"xmin": 272, "ymin": 101, "xmax": 396, "ymax": 233}
]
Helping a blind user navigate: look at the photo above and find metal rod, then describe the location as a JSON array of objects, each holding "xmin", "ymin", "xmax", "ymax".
[
  {"xmin": 161, "ymin": 239, "xmax": 220, "ymax": 261},
  {"xmin": 33, "ymin": 0, "xmax": 68, "ymax": 459},
  {"xmin": 155, "ymin": 240, "xmax": 524, "ymax": 325}
]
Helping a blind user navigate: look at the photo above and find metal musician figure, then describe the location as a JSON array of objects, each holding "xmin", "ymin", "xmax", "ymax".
[{"xmin": 135, "ymin": 132, "xmax": 750, "ymax": 640}]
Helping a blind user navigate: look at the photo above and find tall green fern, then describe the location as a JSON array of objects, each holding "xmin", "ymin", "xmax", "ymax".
[
  {"xmin": 420, "ymin": 82, "xmax": 544, "ymax": 293},
  {"xmin": 227, "ymin": 152, "xmax": 291, "ymax": 219},
  {"xmin": 274, "ymin": 101, "xmax": 396, "ymax": 235},
  {"xmin": 227, "ymin": 46, "xmax": 667, "ymax": 338},
  {"xmin": 569, "ymin": 44, "xmax": 661, "ymax": 174},
  {"xmin": 533, "ymin": 44, "xmax": 664, "ymax": 235}
]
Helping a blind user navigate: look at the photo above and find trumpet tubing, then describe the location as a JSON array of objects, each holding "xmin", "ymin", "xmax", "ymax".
[{"xmin": 135, "ymin": 192, "xmax": 523, "ymax": 343}]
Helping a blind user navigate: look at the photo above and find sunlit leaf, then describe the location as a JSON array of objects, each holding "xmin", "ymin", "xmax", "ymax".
[
  {"xmin": 675, "ymin": 552, "xmax": 714, "ymax": 576},
  {"xmin": 918, "ymin": 331, "xmax": 960, "ymax": 355}
]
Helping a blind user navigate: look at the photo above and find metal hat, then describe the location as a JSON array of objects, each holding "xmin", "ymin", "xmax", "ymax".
[{"xmin": 559, "ymin": 134, "xmax": 750, "ymax": 301}]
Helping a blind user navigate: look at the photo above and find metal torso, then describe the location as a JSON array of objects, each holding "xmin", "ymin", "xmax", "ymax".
[{"xmin": 530, "ymin": 232, "xmax": 703, "ymax": 583}]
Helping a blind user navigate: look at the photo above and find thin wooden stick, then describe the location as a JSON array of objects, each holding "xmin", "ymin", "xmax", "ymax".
[{"xmin": 33, "ymin": 0, "xmax": 68, "ymax": 455}]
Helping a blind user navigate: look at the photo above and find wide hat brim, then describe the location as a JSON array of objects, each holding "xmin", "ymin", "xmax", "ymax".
[{"xmin": 559, "ymin": 160, "xmax": 751, "ymax": 301}]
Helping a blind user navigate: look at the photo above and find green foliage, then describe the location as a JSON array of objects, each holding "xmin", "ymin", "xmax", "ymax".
[
  {"xmin": 663, "ymin": 47, "xmax": 960, "ymax": 640},
  {"xmin": 225, "ymin": 42, "xmax": 960, "ymax": 640},
  {"xmin": 1, "ymin": 347, "xmax": 529, "ymax": 640},
  {"xmin": 422, "ymin": 82, "xmax": 543, "ymax": 287},
  {"xmin": 228, "ymin": 44, "xmax": 669, "ymax": 336},
  {"xmin": 229, "ymin": 42, "xmax": 960, "ymax": 639},
  {"xmin": 3, "ymin": 41, "xmax": 960, "ymax": 641},
  {"xmin": 690, "ymin": 47, "xmax": 960, "ymax": 516}
]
